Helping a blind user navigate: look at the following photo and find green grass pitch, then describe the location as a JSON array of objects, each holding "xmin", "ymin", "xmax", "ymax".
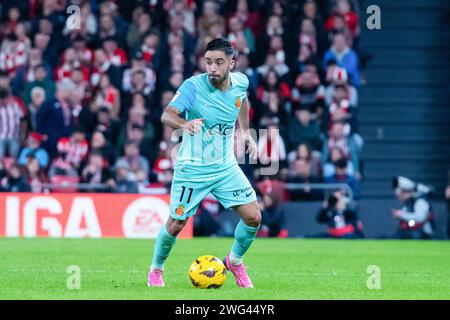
[{"xmin": 0, "ymin": 238, "xmax": 449, "ymax": 299}]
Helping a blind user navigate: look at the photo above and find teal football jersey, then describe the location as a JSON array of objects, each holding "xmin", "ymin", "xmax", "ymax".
[{"xmin": 169, "ymin": 72, "xmax": 249, "ymax": 173}]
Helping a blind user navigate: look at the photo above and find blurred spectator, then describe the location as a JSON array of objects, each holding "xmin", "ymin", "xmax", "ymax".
[
  {"xmin": 298, "ymin": 0, "xmax": 326, "ymax": 51},
  {"xmin": 126, "ymin": 11, "xmax": 153, "ymax": 54},
  {"xmin": 91, "ymin": 48, "xmax": 122, "ymax": 89},
  {"xmin": 102, "ymin": 36, "xmax": 128, "ymax": 68},
  {"xmin": 315, "ymin": 191, "xmax": 363, "ymax": 238},
  {"xmin": 33, "ymin": 32, "xmax": 58, "ymax": 69},
  {"xmin": 90, "ymin": 130, "xmax": 117, "ymax": 167},
  {"xmin": 94, "ymin": 106, "xmax": 121, "ymax": 146},
  {"xmin": 325, "ymin": 0, "xmax": 360, "ymax": 42},
  {"xmin": 233, "ymin": 0, "xmax": 262, "ymax": 39},
  {"xmin": 235, "ymin": 53, "xmax": 257, "ymax": 91},
  {"xmin": 227, "ymin": 15, "xmax": 255, "ymax": 56},
  {"xmin": 324, "ymin": 158, "xmax": 360, "ymax": 199},
  {"xmin": 286, "ymin": 156, "xmax": 323, "ymax": 201},
  {"xmin": 257, "ymin": 192, "xmax": 288, "ymax": 238},
  {"xmin": 0, "ymin": 86, "xmax": 26, "ymax": 158},
  {"xmin": 36, "ymin": 79, "xmax": 78, "ymax": 157},
  {"xmin": 96, "ymin": 13, "xmax": 126, "ymax": 48},
  {"xmin": 118, "ymin": 103, "xmax": 155, "ymax": 155},
  {"xmin": 115, "ymin": 140, "xmax": 150, "ymax": 180},
  {"xmin": 288, "ymin": 106, "xmax": 322, "ymax": 152},
  {"xmin": 291, "ymin": 69, "xmax": 325, "ymax": 117},
  {"xmin": 22, "ymin": 63, "xmax": 55, "ymax": 106},
  {"xmin": 321, "ymin": 121, "xmax": 361, "ymax": 179},
  {"xmin": 48, "ymin": 151, "xmax": 79, "ymax": 180},
  {"xmin": 322, "ymin": 146, "xmax": 354, "ymax": 179},
  {"xmin": 71, "ymin": 34, "xmax": 94, "ymax": 68},
  {"xmin": 24, "ymin": 156, "xmax": 47, "ymax": 193},
  {"xmin": 11, "ymin": 48, "xmax": 50, "ymax": 96},
  {"xmin": 2, "ymin": 163, "xmax": 31, "ymax": 192},
  {"xmin": 256, "ymin": 53, "xmax": 289, "ymax": 79},
  {"xmin": 122, "ymin": 51, "xmax": 156, "ymax": 95},
  {"xmin": 70, "ymin": 67, "xmax": 91, "ymax": 107},
  {"xmin": 54, "ymin": 47, "xmax": 87, "ymax": 82},
  {"xmin": 153, "ymin": 141, "xmax": 174, "ymax": 185},
  {"xmin": 325, "ymin": 67, "xmax": 358, "ymax": 107},
  {"xmin": 18, "ymin": 132, "xmax": 49, "ymax": 168},
  {"xmin": 256, "ymin": 119, "xmax": 288, "ymax": 180},
  {"xmin": 56, "ymin": 127, "xmax": 89, "ymax": 170},
  {"xmin": 113, "ymin": 161, "xmax": 139, "ymax": 193},
  {"xmin": 392, "ymin": 177, "xmax": 434, "ymax": 239},
  {"xmin": 256, "ymin": 69, "xmax": 290, "ymax": 107},
  {"xmin": 93, "ymin": 74, "xmax": 121, "ymax": 119},
  {"xmin": 197, "ymin": 1, "xmax": 226, "ymax": 39},
  {"xmin": 27, "ymin": 86, "xmax": 46, "ymax": 132},
  {"xmin": 258, "ymin": 92, "xmax": 288, "ymax": 128},
  {"xmin": 287, "ymin": 143, "xmax": 322, "ymax": 177},
  {"xmin": 169, "ymin": 0, "xmax": 196, "ymax": 36},
  {"xmin": 140, "ymin": 31, "xmax": 161, "ymax": 69},
  {"xmin": 323, "ymin": 32, "xmax": 360, "ymax": 87},
  {"xmin": 81, "ymin": 150, "xmax": 114, "ymax": 192}
]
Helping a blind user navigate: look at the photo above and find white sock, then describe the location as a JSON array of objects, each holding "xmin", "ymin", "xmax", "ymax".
[{"xmin": 229, "ymin": 252, "xmax": 242, "ymax": 266}]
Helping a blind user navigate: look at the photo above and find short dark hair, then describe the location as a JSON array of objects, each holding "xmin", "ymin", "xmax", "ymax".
[
  {"xmin": 335, "ymin": 158, "xmax": 348, "ymax": 169},
  {"xmin": 205, "ymin": 38, "xmax": 234, "ymax": 57}
]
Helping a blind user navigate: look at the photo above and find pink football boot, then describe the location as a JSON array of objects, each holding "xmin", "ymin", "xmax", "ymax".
[
  {"xmin": 223, "ymin": 254, "xmax": 254, "ymax": 288},
  {"xmin": 147, "ymin": 269, "xmax": 165, "ymax": 287}
]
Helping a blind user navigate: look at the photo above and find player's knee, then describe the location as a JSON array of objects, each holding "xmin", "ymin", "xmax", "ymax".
[
  {"xmin": 166, "ymin": 218, "xmax": 187, "ymax": 236},
  {"xmin": 244, "ymin": 208, "xmax": 262, "ymax": 227}
]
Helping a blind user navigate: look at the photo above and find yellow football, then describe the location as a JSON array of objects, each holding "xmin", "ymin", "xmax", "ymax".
[{"xmin": 188, "ymin": 255, "xmax": 227, "ymax": 289}]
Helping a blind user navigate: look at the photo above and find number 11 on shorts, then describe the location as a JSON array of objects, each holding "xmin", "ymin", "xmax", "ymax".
[{"xmin": 179, "ymin": 186, "xmax": 193, "ymax": 203}]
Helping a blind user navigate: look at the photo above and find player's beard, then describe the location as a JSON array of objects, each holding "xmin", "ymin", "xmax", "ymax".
[{"xmin": 208, "ymin": 73, "xmax": 228, "ymax": 87}]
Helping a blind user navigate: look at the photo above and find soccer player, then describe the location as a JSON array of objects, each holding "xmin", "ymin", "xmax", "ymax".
[{"xmin": 148, "ymin": 39, "xmax": 261, "ymax": 288}]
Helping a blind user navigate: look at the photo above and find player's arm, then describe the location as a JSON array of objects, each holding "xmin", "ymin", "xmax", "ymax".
[
  {"xmin": 161, "ymin": 106, "xmax": 204, "ymax": 134},
  {"xmin": 238, "ymin": 95, "xmax": 257, "ymax": 160},
  {"xmin": 161, "ymin": 80, "xmax": 204, "ymax": 134}
]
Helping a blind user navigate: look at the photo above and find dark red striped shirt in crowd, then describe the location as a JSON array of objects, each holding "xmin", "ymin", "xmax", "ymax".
[{"xmin": 0, "ymin": 97, "xmax": 26, "ymax": 140}]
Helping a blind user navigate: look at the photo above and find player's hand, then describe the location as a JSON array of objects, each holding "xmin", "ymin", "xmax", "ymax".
[
  {"xmin": 244, "ymin": 134, "xmax": 258, "ymax": 161},
  {"xmin": 182, "ymin": 118, "xmax": 204, "ymax": 135},
  {"xmin": 391, "ymin": 209, "xmax": 403, "ymax": 218}
]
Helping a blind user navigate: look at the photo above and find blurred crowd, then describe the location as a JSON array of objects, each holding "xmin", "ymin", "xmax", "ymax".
[{"xmin": 0, "ymin": 0, "xmax": 367, "ymax": 200}]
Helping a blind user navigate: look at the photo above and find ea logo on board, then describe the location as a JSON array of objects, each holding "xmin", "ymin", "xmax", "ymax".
[{"xmin": 122, "ymin": 197, "xmax": 169, "ymax": 238}]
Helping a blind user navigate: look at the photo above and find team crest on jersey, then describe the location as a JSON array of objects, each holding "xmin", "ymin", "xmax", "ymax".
[
  {"xmin": 175, "ymin": 204, "xmax": 185, "ymax": 216},
  {"xmin": 235, "ymin": 96, "xmax": 241, "ymax": 109}
]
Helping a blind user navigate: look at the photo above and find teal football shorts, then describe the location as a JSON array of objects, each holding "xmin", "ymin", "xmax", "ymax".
[{"xmin": 169, "ymin": 162, "xmax": 257, "ymax": 220}]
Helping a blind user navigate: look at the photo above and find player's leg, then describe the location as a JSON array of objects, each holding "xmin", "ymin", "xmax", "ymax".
[
  {"xmin": 229, "ymin": 200, "xmax": 261, "ymax": 265},
  {"xmin": 150, "ymin": 217, "xmax": 189, "ymax": 271},
  {"xmin": 211, "ymin": 167, "xmax": 260, "ymax": 288},
  {"xmin": 148, "ymin": 176, "xmax": 208, "ymax": 287}
]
